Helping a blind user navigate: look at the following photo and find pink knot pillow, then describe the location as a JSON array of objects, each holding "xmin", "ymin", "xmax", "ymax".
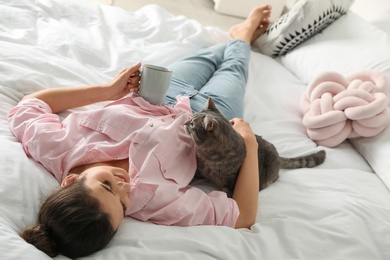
[{"xmin": 301, "ymin": 70, "xmax": 390, "ymax": 147}]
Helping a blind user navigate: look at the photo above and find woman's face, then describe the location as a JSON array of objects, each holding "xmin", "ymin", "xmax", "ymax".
[{"xmin": 79, "ymin": 165, "xmax": 131, "ymax": 230}]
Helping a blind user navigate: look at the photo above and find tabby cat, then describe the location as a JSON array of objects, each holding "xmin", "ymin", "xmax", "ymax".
[{"xmin": 185, "ymin": 98, "xmax": 326, "ymax": 197}]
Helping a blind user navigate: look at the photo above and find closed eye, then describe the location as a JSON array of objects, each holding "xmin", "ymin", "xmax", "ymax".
[
  {"xmin": 102, "ymin": 180, "xmax": 111, "ymax": 189},
  {"xmin": 101, "ymin": 180, "xmax": 126, "ymax": 218}
]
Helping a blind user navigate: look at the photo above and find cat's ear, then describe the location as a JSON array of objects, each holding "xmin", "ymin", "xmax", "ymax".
[
  {"xmin": 206, "ymin": 98, "xmax": 220, "ymax": 113},
  {"xmin": 204, "ymin": 115, "xmax": 215, "ymax": 131}
]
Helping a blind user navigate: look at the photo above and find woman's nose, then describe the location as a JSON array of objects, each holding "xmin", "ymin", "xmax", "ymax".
[{"xmin": 117, "ymin": 181, "xmax": 131, "ymax": 193}]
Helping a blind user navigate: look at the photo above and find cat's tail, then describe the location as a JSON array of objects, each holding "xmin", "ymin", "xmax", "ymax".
[{"xmin": 280, "ymin": 150, "xmax": 326, "ymax": 169}]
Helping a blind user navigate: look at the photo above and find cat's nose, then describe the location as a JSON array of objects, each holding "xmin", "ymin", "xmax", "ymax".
[
  {"xmin": 185, "ymin": 120, "xmax": 194, "ymax": 127},
  {"xmin": 184, "ymin": 121, "xmax": 191, "ymax": 134}
]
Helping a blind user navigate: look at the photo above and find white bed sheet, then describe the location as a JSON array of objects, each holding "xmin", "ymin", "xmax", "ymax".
[{"xmin": 1, "ymin": 1, "xmax": 390, "ymax": 259}]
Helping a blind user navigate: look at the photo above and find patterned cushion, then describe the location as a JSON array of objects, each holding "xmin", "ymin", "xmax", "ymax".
[{"xmin": 252, "ymin": 0, "xmax": 355, "ymax": 57}]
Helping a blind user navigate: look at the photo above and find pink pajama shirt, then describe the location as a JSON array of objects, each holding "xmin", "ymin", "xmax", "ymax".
[{"xmin": 8, "ymin": 95, "xmax": 239, "ymax": 227}]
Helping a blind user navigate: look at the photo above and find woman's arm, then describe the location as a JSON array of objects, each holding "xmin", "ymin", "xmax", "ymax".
[
  {"xmin": 230, "ymin": 118, "xmax": 259, "ymax": 229},
  {"xmin": 22, "ymin": 63, "xmax": 141, "ymax": 113}
]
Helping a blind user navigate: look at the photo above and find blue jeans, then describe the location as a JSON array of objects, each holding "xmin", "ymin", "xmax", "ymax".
[{"xmin": 164, "ymin": 39, "xmax": 251, "ymax": 119}]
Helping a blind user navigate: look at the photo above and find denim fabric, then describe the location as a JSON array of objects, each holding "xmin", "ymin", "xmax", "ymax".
[{"xmin": 164, "ymin": 39, "xmax": 251, "ymax": 119}]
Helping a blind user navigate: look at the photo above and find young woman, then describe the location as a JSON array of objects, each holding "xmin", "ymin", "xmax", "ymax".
[{"xmin": 8, "ymin": 5, "xmax": 271, "ymax": 258}]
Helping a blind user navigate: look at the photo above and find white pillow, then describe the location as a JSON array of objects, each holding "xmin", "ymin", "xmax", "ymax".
[
  {"xmin": 280, "ymin": 12, "xmax": 390, "ymax": 84},
  {"xmin": 368, "ymin": 10, "xmax": 390, "ymax": 35},
  {"xmin": 244, "ymin": 52, "xmax": 372, "ymax": 172},
  {"xmin": 252, "ymin": 0, "xmax": 355, "ymax": 57},
  {"xmin": 278, "ymin": 11, "xmax": 390, "ymax": 191},
  {"xmin": 349, "ymin": 128, "xmax": 390, "ymax": 189}
]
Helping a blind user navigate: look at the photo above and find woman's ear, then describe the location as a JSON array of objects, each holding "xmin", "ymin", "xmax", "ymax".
[{"xmin": 61, "ymin": 174, "xmax": 79, "ymax": 187}]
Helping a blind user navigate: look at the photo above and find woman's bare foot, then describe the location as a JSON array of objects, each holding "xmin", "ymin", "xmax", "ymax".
[{"xmin": 229, "ymin": 5, "xmax": 272, "ymax": 44}]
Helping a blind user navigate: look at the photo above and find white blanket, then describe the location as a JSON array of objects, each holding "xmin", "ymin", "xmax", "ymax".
[{"xmin": 1, "ymin": 1, "xmax": 390, "ymax": 259}]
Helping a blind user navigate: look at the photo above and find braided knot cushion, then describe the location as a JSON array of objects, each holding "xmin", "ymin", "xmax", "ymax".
[{"xmin": 301, "ymin": 71, "xmax": 390, "ymax": 147}]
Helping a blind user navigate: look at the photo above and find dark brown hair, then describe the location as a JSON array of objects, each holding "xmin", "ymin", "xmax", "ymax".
[{"xmin": 21, "ymin": 178, "xmax": 116, "ymax": 258}]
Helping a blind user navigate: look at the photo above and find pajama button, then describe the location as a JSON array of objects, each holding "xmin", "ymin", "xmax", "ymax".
[{"xmin": 97, "ymin": 126, "xmax": 103, "ymax": 131}]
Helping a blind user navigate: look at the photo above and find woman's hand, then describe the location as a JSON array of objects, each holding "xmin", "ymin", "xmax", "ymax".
[
  {"xmin": 230, "ymin": 118, "xmax": 257, "ymax": 147},
  {"xmin": 229, "ymin": 118, "xmax": 259, "ymax": 229},
  {"xmin": 22, "ymin": 62, "xmax": 142, "ymax": 113},
  {"xmin": 105, "ymin": 62, "xmax": 142, "ymax": 100}
]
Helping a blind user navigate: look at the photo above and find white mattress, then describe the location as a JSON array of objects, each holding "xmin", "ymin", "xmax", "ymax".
[{"xmin": 1, "ymin": 1, "xmax": 390, "ymax": 259}]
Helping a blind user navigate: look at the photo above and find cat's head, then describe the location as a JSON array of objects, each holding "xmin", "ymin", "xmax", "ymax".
[{"xmin": 184, "ymin": 98, "xmax": 232, "ymax": 146}]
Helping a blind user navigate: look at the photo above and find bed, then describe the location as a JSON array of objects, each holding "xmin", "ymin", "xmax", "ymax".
[{"xmin": 1, "ymin": 0, "xmax": 390, "ymax": 259}]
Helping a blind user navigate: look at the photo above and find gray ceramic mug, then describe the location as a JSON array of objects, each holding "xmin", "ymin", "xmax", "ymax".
[{"xmin": 138, "ymin": 64, "xmax": 172, "ymax": 105}]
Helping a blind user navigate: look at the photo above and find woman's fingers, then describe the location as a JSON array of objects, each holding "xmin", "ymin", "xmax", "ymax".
[{"xmin": 127, "ymin": 75, "xmax": 140, "ymax": 85}]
